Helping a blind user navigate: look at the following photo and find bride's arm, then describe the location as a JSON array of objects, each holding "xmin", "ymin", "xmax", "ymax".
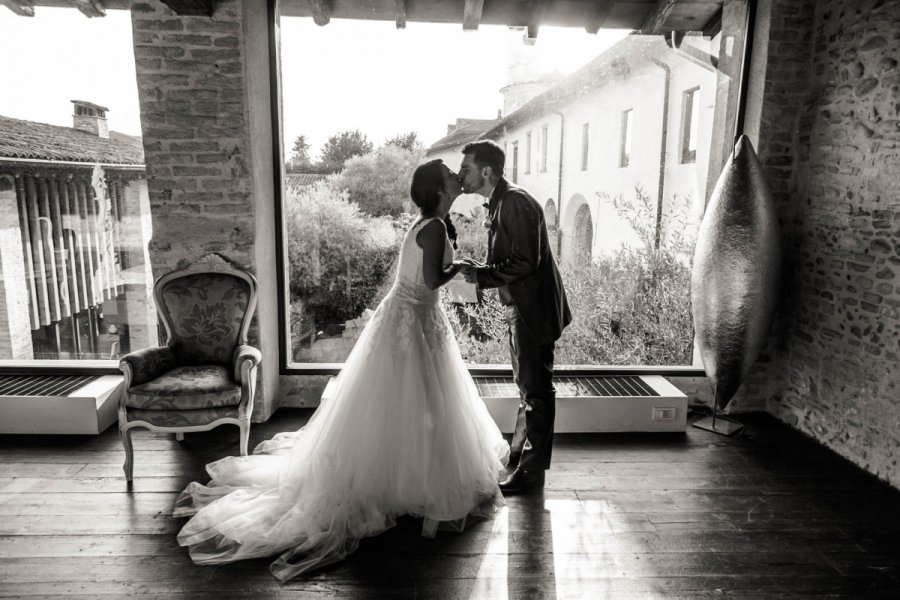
[{"xmin": 416, "ymin": 219, "xmax": 463, "ymax": 290}]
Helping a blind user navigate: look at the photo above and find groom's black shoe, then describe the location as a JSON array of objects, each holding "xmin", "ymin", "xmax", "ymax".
[{"xmin": 499, "ymin": 468, "xmax": 545, "ymax": 496}]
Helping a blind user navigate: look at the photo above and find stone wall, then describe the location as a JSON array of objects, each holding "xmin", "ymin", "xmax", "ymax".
[{"xmin": 746, "ymin": 0, "xmax": 900, "ymax": 487}]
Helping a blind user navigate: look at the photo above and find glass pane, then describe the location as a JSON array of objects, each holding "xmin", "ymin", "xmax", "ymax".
[
  {"xmin": 0, "ymin": 8, "xmax": 156, "ymax": 362},
  {"xmin": 280, "ymin": 5, "xmax": 749, "ymax": 367}
]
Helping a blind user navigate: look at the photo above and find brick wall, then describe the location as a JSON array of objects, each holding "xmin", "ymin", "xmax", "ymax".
[
  {"xmin": 130, "ymin": 0, "xmax": 275, "ymax": 418},
  {"xmin": 747, "ymin": 0, "xmax": 900, "ymax": 487}
]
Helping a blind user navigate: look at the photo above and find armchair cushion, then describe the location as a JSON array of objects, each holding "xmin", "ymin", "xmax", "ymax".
[
  {"xmin": 159, "ymin": 273, "xmax": 252, "ymax": 366},
  {"xmin": 125, "ymin": 365, "xmax": 241, "ymax": 411},
  {"xmin": 120, "ymin": 346, "xmax": 178, "ymax": 387}
]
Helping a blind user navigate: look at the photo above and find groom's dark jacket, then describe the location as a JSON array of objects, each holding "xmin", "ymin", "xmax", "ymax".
[{"xmin": 476, "ymin": 177, "xmax": 572, "ymax": 345}]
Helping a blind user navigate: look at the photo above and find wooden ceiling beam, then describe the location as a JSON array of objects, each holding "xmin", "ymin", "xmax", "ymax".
[
  {"xmin": 640, "ymin": 0, "xmax": 680, "ymax": 35},
  {"xmin": 585, "ymin": 1, "xmax": 616, "ymax": 34},
  {"xmin": 0, "ymin": 0, "xmax": 35, "ymax": 16},
  {"xmin": 67, "ymin": 0, "xmax": 105, "ymax": 17},
  {"xmin": 159, "ymin": 0, "xmax": 215, "ymax": 16},
  {"xmin": 463, "ymin": 0, "xmax": 483, "ymax": 31},
  {"xmin": 702, "ymin": 6, "xmax": 723, "ymax": 37},
  {"xmin": 395, "ymin": 0, "xmax": 406, "ymax": 29},
  {"xmin": 307, "ymin": 0, "xmax": 329, "ymax": 26},
  {"xmin": 525, "ymin": 0, "xmax": 550, "ymax": 43}
]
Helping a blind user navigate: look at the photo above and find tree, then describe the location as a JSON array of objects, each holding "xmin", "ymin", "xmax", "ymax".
[
  {"xmin": 332, "ymin": 145, "xmax": 425, "ymax": 217},
  {"xmin": 384, "ymin": 131, "xmax": 422, "ymax": 152},
  {"xmin": 319, "ymin": 130, "xmax": 373, "ymax": 172},
  {"xmin": 289, "ymin": 134, "xmax": 311, "ymax": 170}
]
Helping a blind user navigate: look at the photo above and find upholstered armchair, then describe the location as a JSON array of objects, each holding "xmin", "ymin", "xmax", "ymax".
[{"xmin": 117, "ymin": 254, "xmax": 261, "ymax": 481}]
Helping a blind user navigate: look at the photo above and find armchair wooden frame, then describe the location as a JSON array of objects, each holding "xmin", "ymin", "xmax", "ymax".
[{"xmin": 118, "ymin": 254, "xmax": 260, "ymax": 481}]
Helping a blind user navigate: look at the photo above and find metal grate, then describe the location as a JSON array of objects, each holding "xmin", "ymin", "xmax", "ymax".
[
  {"xmin": 0, "ymin": 374, "xmax": 100, "ymax": 397},
  {"xmin": 475, "ymin": 375, "xmax": 660, "ymax": 398}
]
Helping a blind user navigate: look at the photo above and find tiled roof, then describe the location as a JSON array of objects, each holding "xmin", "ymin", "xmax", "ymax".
[
  {"xmin": 0, "ymin": 114, "xmax": 144, "ymax": 165},
  {"xmin": 286, "ymin": 173, "xmax": 328, "ymax": 187},
  {"xmin": 426, "ymin": 118, "xmax": 500, "ymax": 155}
]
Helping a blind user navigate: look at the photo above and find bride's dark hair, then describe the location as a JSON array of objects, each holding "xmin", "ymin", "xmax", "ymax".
[{"xmin": 410, "ymin": 159, "xmax": 458, "ymax": 249}]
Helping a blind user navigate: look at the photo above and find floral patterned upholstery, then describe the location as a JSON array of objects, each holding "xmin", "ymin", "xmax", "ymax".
[
  {"xmin": 119, "ymin": 346, "xmax": 178, "ymax": 387},
  {"xmin": 117, "ymin": 255, "xmax": 260, "ymax": 481},
  {"xmin": 158, "ymin": 273, "xmax": 251, "ymax": 366},
  {"xmin": 125, "ymin": 365, "xmax": 241, "ymax": 410}
]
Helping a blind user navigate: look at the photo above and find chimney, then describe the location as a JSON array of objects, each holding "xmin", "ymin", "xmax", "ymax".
[{"xmin": 71, "ymin": 100, "xmax": 109, "ymax": 139}]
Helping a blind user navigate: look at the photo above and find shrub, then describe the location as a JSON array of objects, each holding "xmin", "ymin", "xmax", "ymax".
[
  {"xmin": 443, "ymin": 186, "xmax": 696, "ymax": 366},
  {"xmin": 286, "ymin": 181, "xmax": 399, "ymax": 327},
  {"xmin": 331, "ymin": 145, "xmax": 425, "ymax": 217}
]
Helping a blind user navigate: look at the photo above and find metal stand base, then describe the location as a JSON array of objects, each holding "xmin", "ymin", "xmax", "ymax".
[{"xmin": 693, "ymin": 415, "xmax": 744, "ymax": 436}]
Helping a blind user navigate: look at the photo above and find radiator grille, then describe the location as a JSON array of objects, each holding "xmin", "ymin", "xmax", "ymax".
[
  {"xmin": 0, "ymin": 374, "xmax": 100, "ymax": 397},
  {"xmin": 475, "ymin": 375, "xmax": 660, "ymax": 398}
]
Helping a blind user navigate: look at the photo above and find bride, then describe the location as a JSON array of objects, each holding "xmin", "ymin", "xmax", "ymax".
[{"xmin": 174, "ymin": 159, "xmax": 510, "ymax": 581}]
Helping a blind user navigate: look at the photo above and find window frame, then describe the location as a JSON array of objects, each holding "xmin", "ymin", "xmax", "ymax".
[{"xmin": 265, "ymin": 0, "xmax": 753, "ymax": 376}]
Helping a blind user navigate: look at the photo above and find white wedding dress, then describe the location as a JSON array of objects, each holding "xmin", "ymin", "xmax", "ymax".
[{"xmin": 174, "ymin": 217, "xmax": 509, "ymax": 581}]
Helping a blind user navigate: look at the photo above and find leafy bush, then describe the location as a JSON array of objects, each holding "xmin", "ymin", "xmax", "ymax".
[
  {"xmin": 331, "ymin": 145, "xmax": 425, "ymax": 217},
  {"xmin": 443, "ymin": 186, "xmax": 696, "ymax": 366},
  {"xmin": 286, "ymin": 181, "xmax": 399, "ymax": 327}
]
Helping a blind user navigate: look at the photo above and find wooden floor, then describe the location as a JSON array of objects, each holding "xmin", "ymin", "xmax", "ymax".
[{"xmin": 1, "ymin": 410, "xmax": 899, "ymax": 599}]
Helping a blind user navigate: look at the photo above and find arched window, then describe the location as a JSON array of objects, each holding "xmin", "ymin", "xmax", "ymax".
[
  {"xmin": 574, "ymin": 204, "xmax": 593, "ymax": 264},
  {"xmin": 544, "ymin": 199, "xmax": 558, "ymax": 229}
]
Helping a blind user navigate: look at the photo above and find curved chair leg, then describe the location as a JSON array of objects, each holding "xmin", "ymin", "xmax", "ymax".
[
  {"xmin": 175, "ymin": 432, "xmax": 184, "ymax": 441},
  {"xmin": 120, "ymin": 426, "xmax": 134, "ymax": 482},
  {"xmin": 239, "ymin": 421, "xmax": 250, "ymax": 456}
]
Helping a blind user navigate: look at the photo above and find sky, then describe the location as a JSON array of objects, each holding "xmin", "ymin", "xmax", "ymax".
[{"xmin": 0, "ymin": 6, "xmax": 627, "ymax": 154}]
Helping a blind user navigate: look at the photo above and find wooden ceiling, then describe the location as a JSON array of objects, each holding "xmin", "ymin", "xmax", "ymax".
[{"xmin": 3, "ymin": 0, "xmax": 726, "ymax": 36}]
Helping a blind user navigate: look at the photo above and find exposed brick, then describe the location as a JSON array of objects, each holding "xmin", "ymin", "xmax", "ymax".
[{"xmin": 754, "ymin": 0, "xmax": 900, "ymax": 490}]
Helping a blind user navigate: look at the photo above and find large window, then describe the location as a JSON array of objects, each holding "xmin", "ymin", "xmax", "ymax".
[
  {"xmin": 277, "ymin": 4, "xmax": 751, "ymax": 369},
  {"xmin": 0, "ymin": 8, "xmax": 154, "ymax": 365}
]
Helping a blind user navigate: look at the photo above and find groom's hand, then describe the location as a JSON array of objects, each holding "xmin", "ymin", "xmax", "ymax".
[{"xmin": 459, "ymin": 264, "xmax": 480, "ymax": 284}]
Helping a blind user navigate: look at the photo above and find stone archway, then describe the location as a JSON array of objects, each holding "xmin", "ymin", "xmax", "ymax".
[
  {"xmin": 543, "ymin": 198, "xmax": 558, "ymax": 228},
  {"xmin": 560, "ymin": 194, "xmax": 594, "ymax": 267}
]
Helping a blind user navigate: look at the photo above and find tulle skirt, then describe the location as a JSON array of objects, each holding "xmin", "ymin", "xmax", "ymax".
[{"xmin": 174, "ymin": 288, "xmax": 510, "ymax": 581}]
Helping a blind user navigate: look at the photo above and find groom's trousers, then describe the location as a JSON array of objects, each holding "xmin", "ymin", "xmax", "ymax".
[{"xmin": 506, "ymin": 304, "xmax": 556, "ymax": 472}]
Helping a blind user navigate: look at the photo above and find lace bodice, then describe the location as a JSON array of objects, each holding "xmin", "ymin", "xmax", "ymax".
[{"xmin": 391, "ymin": 217, "xmax": 453, "ymax": 305}]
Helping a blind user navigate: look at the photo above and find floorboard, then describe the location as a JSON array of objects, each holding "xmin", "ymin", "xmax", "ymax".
[{"xmin": 1, "ymin": 410, "xmax": 899, "ymax": 599}]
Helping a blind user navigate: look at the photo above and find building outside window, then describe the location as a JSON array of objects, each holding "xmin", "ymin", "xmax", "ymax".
[
  {"xmin": 276, "ymin": 9, "xmax": 751, "ymax": 370},
  {"xmin": 0, "ymin": 9, "xmax": 155, "ymax": 364}
]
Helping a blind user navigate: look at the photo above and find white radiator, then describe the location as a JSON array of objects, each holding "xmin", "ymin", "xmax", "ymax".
[
  {"xmin": 0, "ymin": 374, "xmax": 123, "ymax": 434},
  {"xmin": 475, "ymin": 375, "xmax": 688, "ymax": 433},
  {"xmin": 322, "ymin": 374, "xmax": 688, "ymax": 433}
]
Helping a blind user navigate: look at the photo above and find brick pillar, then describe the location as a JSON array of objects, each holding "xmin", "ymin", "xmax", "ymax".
[
  {"xmin": 743, "ymin": 0, "xmax": 900, "ymax": 488},
  {"xmin": 131, "ymin": 0, "xmax": 278, "ymax": 420}
]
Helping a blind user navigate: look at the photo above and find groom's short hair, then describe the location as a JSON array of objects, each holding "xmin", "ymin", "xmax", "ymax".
[{"xmin": 462, "ymin": 140, "xmax": 505, "ymax": 177}]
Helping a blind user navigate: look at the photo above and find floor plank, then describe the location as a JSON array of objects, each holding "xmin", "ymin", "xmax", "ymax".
[{"xmin": 1, "ymin": 410, "xmax": 899, "ymax": 599}]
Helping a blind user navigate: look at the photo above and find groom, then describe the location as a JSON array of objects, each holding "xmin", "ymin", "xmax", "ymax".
[{"xmin": 459, "ymin": 140, "xmax": 571, "ymax": 495}]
